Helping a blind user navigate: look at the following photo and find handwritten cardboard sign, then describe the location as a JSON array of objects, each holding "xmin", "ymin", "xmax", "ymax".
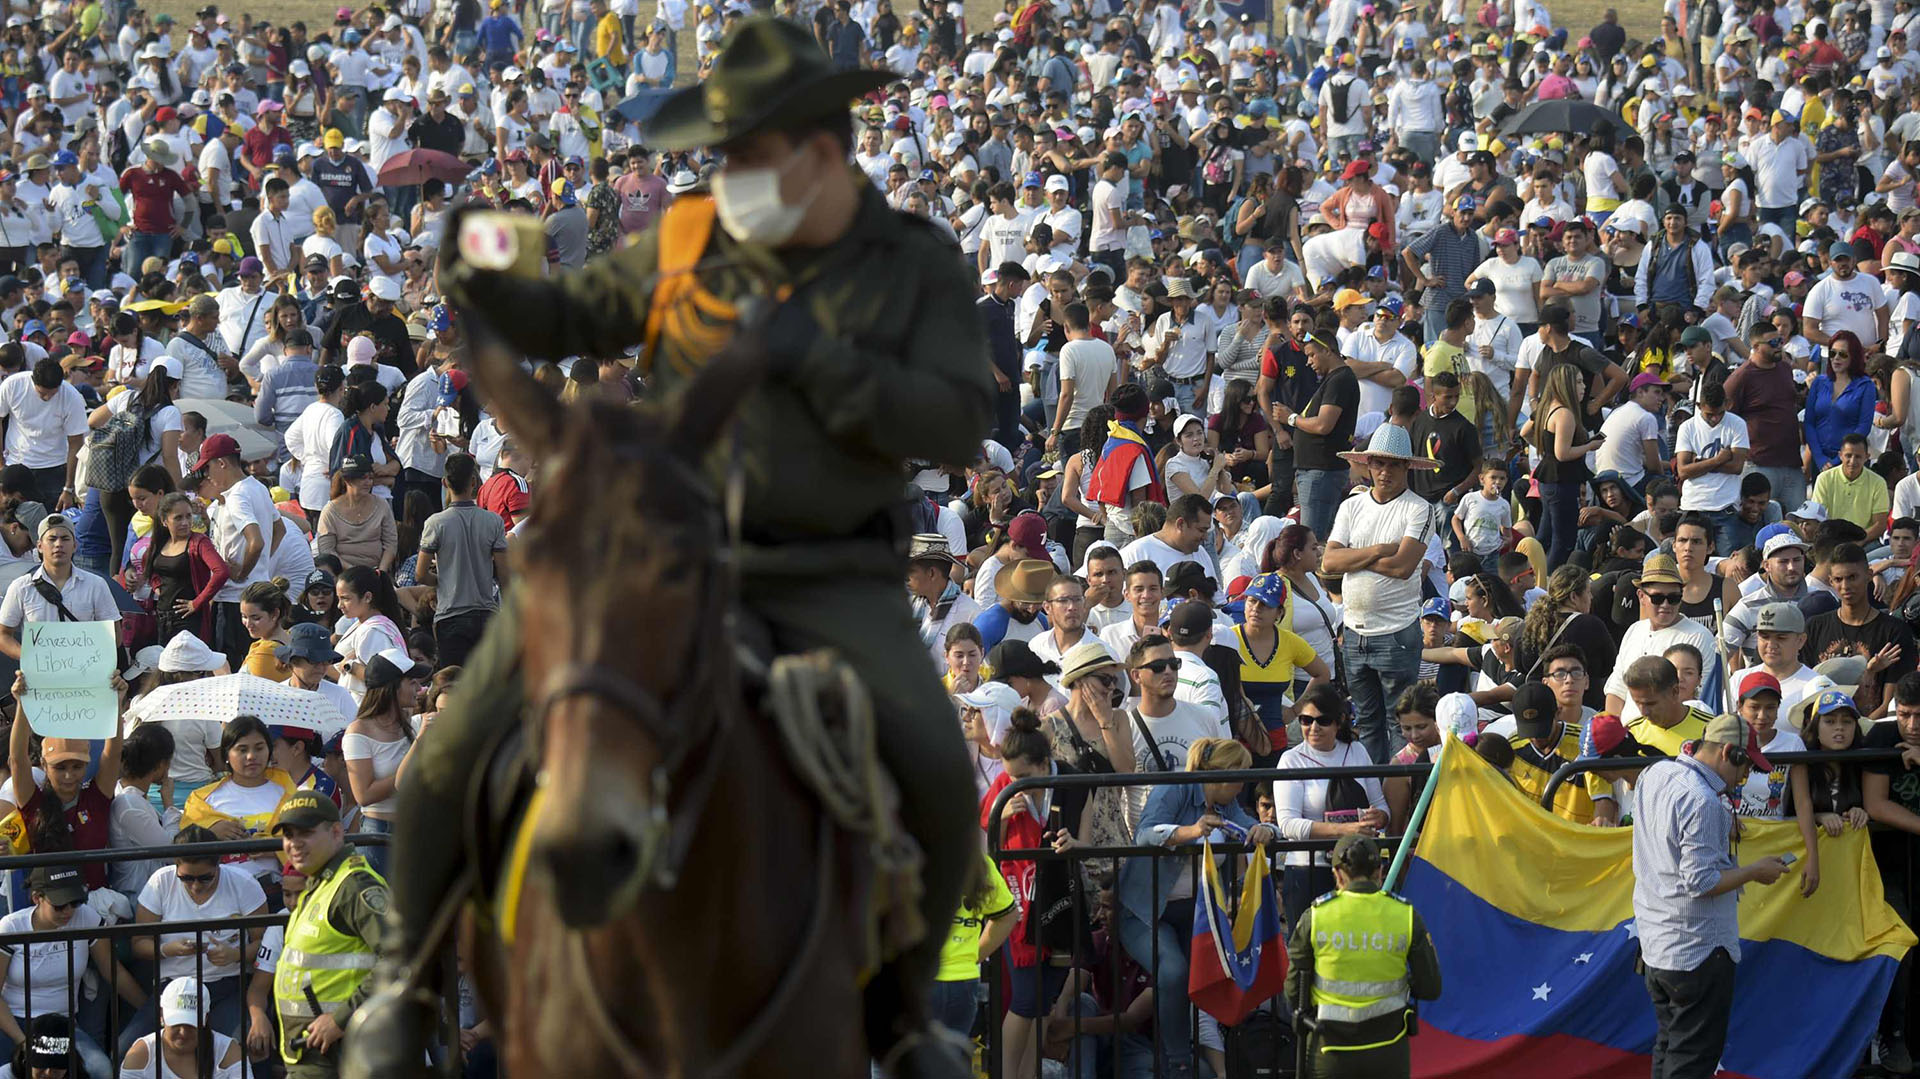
[{"xmin": 20, "ymin": 621, "xmax": 118, "ymax": 739}]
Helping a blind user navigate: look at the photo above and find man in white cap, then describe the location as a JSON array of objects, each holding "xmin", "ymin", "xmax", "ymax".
[
  {"xmin": 905, "ymin": 533, "xmax": 977, "ymax": 666},
  {"xmin": 1322, "ymin": 425, "xmax": 1439, "ymax": 763}
]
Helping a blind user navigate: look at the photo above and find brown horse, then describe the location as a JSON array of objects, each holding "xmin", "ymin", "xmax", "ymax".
[{"xmin": 457, "ymin": 315, "xmax": 872, "ymax": 1079}]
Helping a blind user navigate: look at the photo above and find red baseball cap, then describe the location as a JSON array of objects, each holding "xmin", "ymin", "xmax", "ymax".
[
  {"xmin": 191, "ymin": 432, "xmax": 241, "ymax": 472},
  {"xmin": 1007, "ymin": 511, "xmax": 1048, "ymax": 560},
  {"xmin": 1737, "ymin": 670, "xmax": 1783, "ymax": 701},
  {"xmin": 1341, "ymin": 159, "xmax": 1373, "ymax": 180},
  {"xmin": 1367, "ymin": 221, "xmax": 1391, "ymax": 244}
]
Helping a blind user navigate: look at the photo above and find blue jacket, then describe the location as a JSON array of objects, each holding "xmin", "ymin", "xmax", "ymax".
[
  {"xmin": 1803, "ymin": 372, "xmax": 1879, "ymax": 470},
  {"xmin": 1115, "ymin": 781, "xmax": 1257, "ymax": 956}
]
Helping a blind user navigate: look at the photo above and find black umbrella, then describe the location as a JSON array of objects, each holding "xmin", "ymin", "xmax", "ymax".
[{"xmin": 1497, "ymin": 99, "xmax": 1621, "ymax": 138}]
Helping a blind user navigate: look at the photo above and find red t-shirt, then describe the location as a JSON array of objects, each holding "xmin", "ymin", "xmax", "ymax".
[
  {"xmin": 242, "ymin": 126, "xmax": 294, "ymax": 171},
  {"xmin": 23, "ymin": 782, "xmax": 114, "ymax": 890},
  {"xmin": 118, "ymin": 165, "xmax": 193, "ymax": 233},
  {"xmin": 477, "ymin": 469, "xmax": 531, "ymax": 530}
]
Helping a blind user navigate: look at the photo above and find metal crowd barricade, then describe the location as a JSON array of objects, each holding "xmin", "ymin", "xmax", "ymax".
[
  {"xmin": 1536, "ymin": 747, "xmax": 1909, "ymax": 810},
  {"xmin": 983, "ymin": 764, "xmax": 1429, "ymax": 1079},
  {"xmin": 0, "ymin": 834, "xmax": 462, "ymax": 1079}
]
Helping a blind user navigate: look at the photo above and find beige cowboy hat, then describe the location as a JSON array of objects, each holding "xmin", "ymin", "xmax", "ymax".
[
  {"xmin": 1337, "ymin": 424, "xmax": 1441, "ymax": 471},
  {"xmin": 993, "ymin": 559, "xmax": 1058, "ymax": 604},
  {"xmin": 1059, "ymin": 641, "xmax": 1122, "ymax": 687}
]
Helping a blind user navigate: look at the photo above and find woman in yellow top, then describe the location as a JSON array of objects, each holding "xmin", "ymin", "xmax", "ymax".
[
  {"xmin": 237, "ymin": 581, "xmax": 294, "ymax": 682},
  {"xmin": 931, "ymin": 853, "xmax": 1017, "ymax": 1040},
  {"xmin": 1232, "ymin": 573, "xmax": 1330, "ymax": 755},
  {"xmin": 182, "ymin": 716, "xmax": 297, "ymax": 889}
]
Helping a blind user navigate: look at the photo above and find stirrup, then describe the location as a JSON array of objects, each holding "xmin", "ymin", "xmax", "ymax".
[
  {"xmin": 341, "ymin": 976, "xmax": 442, "ymax": 1079},
  {"xmin": 875, "ymin": 1023, "xmax": 972, "ymax": 1079}
]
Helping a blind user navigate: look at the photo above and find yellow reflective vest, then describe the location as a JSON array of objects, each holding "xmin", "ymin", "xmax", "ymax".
[
  {"xmin": 1309, "ymin": 888, "xmax": 1415, "ymax": 1051},
  {"xmin": 275, "ymin": 852, "xmax": 381, "ymax": 1065}
]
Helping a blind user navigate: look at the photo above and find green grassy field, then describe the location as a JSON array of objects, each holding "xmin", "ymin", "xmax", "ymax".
[{"xmin": 139, "ymin": 0, "xmax": 1659, "ymax": 98}]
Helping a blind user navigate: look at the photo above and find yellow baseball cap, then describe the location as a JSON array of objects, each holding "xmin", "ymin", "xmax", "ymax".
[
  {"xmin": 1333, "ymin": 288, "xmax": 1369, "ymax": 310},
  {"xmin": 322, "ymin": 128, "xmax": 345, "ymax": 147}
]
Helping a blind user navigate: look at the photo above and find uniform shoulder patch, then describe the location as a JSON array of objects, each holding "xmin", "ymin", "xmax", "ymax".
[
  {"xmin": 359, "ymin": 883, "xmax": 390, "ymax": 916},
  {"xmin": 1311, "ymin": 889, "xmax": 1342, "ymax": 907}
]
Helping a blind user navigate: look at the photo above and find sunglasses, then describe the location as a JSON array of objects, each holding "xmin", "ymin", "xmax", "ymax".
[
  {"xmin": 1132, "ymin": 658, "xmax": 1179, "ymax": 674},
  {"xmin": 176, "ymin": 871, "xmax": 217, "ymax": 884},
  {"xmin": 1643, "ymin": 591, "xmax": 1682, "ymax": 606},
  {"xmin": 1300, "ymin": 713, "xmax": 1340, "ymax": 726}
]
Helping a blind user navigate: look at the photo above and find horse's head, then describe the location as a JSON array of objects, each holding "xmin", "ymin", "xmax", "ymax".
[{"xmin": 463, "ymin": 312, "xmax": 761, "ymax": 927}]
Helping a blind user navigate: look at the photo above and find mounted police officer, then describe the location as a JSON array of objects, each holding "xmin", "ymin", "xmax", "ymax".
[
  {"xmin": 272, "ymin": 791, "xmax": 391, "ymax": 1079},
  {"xmin": 349, "ymin": 15, "xmax": 993, "ymax": 1079},
  {"xmin": 1285, "ymin": 834, "xmax": 1443, "ymax": 1079}
]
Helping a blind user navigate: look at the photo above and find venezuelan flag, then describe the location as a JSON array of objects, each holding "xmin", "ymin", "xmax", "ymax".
[
  {"xmin": 1403, "ymin": 740, "xmax": 1915, "ymax": 1078},
  {"xmin": 1189, "ymin": 840, "xmax": 1287, "ymax": 1025}
]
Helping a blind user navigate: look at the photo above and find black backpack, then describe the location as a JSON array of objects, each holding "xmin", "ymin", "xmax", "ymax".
[{"xmin": 1329, "ymin": 76, "xmax": 1356, "ymax": 125}]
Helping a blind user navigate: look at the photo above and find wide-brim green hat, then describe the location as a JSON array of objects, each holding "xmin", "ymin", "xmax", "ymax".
[{"xmin": 645, "ymin": 16, "xmax": 895, "ymax": 151}]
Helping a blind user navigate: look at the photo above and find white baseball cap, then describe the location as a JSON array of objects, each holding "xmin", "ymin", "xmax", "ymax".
[
  {"xmin": 160, "ymin": 978, "xmax": 206, "ymax": 1028},
  {"xmin": 368, "ymin": 277, "xmax": 402, "ymax": 301},
  {"xmin": 1044, "ymin": 174, "xmax": 1070, "ymax": 192}
]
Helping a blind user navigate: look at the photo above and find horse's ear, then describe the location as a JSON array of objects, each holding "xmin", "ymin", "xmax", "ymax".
[
  {"xmin": 456, "ymin": 302, "xmax": 564, "ymax": 459},
  {"xmin": 666, "ymin": 327, "xmax": 769, "ymax": 454}
]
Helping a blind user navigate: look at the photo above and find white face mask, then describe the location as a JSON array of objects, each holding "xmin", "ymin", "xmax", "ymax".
[{"xmin": 711, "ymin": 142, "xmax": 817, "ymax": 246}]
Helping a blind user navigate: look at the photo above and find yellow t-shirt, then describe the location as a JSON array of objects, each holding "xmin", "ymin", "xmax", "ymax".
[
  {"xmin": 1509, "ymin": 722, "xmax": 1612, "ymax": 824},
  {"xmin": 243, "ymin": 637, "xmax": 292, "ymax": 682},
  {"xmin": 595, "ymin": 12, "xmax": 629, "ymax": 65},
  {"xmin": 1626, "ymin": 707, "xmax": 1712, "ymax": 757},
  {"xmin": 1812, "ymin": 465, "xmax": 1891, "ymax": 532},
  {"xmin": 1422, "ymin": 338, "xmax": 1477, "ymax": 420},
  {"xmin": 937, "ymin": 854, "xmax": 1017, "ymax": 981}
]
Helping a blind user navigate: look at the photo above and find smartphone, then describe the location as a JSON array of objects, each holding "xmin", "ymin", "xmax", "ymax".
[{"xmin": 1779, "ymin": 852, "xmax": 1798, "ymax": 866}]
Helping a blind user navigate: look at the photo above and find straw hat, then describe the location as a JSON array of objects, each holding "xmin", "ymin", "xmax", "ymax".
[{"xmin": 1337, "ymin": 424, "xmax": 1441, "ymax": 470}]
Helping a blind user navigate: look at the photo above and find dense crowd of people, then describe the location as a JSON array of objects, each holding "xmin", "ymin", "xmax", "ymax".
[{"xmin": 3, "ymin": 0, "xmax": 1920, "ymax": 1072}]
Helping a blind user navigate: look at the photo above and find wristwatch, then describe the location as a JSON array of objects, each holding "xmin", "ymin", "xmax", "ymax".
[{"xmin": 1285, "ymin": 413, "xmax": 1299, "ymax": 428}]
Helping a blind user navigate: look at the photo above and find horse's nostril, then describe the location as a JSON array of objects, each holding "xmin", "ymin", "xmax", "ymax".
[{"xmin": 539, "ymin": 831, "xmax": 643, "ymax": 894}]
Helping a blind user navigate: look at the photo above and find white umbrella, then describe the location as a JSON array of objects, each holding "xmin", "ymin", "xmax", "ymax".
[
  {"xmin": 125, "ymin": 672, "xmax": 349, "ymax": 739},
  {"xmin": 173, "ymin": 398, "xmax": 279, "ymax": 463}
]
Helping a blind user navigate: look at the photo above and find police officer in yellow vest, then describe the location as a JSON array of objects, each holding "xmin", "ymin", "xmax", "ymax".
[
  {"xmin": 271, "ymin": 791, "xmax": 391, "ymax": 1078},
  {"xmin": 1284, "ymin": 834, "xmax": 1442, "ymax": 1079}
]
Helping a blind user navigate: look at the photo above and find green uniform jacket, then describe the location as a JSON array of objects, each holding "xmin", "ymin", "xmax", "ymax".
[
  {"xmin": 279, "ymin": 844, "xmax": 391, "ymax": 1056},
  {"xmin": 441, "ymin": 175, "xmax": 995, "ymax": 575},
  {"xmin": 1284, "ymin": 881, "xmax": 1442, "ymax": 1053}
]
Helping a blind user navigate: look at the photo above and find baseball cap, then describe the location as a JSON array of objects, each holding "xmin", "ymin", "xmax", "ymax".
[
  {"xmin": 1737, "ymin": 670, "xmax": 1783, "ymax": 701},
  {"xmin": 190, "ymin": 432, "xmax": 241, "ymax": 472},
  {"xmin": 1468, "ymin": 278, "xmax": 1496, "ymax": 296},
  {"xmin": 1455, "ymin": 193, "xmax": 1478, "ymax": 212},
  {"xmin": 1420, "ymin": 596, "xmax": 1451, "ymax": 620},
  {"xmin": 1789, "ymin": 502, "xmax": 1829, "ymax": 522},
  {"xmin": 1761, "ymin": 533, "xmax": 1808, "ymax": 561},
  {"xmin": 271, "ymin": 790, "xmax": 342, "ymax": 832},
  {"xmin": 368, "ymin": 277, "xmax": 402, "ymax": 301},
  {"xmin": 1333, "ymin": 287, "xmax": 1368, "ymax": 310},
  {"xmin": 1493, "ymin": 228, "xmax": 1519, "ymax": 246},
  {"xmin": 1812, "ymin": 689, "xmax": 1861, "ymax": 718},
  {"xmin": 41, "ymin": 738, "xmax": 88, "ymax": 766},
  {"xmin": 1377, "ymin": 294, "xmax": 1406, "ymax": 317},
  {"xmin": 1703, "ymin": 712, "xmax": 1771, "ymax": 772},
  {"xmin": 1830, "ymin": 241, "xmax": 1857, "ymax": 259},
  {"xmin": 160, "ymin": 977, "xmax": 207, "ymax": 1028},
  {"xmin": 1679, "ymin": 326, "xmax": 1713, "ymax": 347},
  {"xmin": 1006, "ymin": 511, "xmax": 1048, "ymax": 560},
  {"xmin": 27, "ymin": 866, "xmax": 86, "ymax": 906},
  {"xmin": 1511, "ymin": 681, "xmax": 1557, "ymax": 741},
  {"xmin": 1587, "ymin": 712, "xmax": 1652, "ymax": 757},
  {"xmin": 237, "ymin": 255, "xmax": 263, "ymax": 276},
  {"xmin": 1629, "ymin": 371, "xmax": 1670, "ymax": 392},
  {"xmin": 1166, "ymin": 599, "xmax": 1215, "ymax": 645}
]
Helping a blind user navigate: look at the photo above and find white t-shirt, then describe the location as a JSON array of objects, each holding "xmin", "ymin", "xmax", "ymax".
[
  {"xmin": 1583, "ymin": 150, "xmax": 1625, "ymax": 208},
  {"xmin": 1804, "ymin": 271, "xmax": 1890, "ymax": 348},
  {"xmin": 1453, "ymin": 489, "xmax": 1512, "ymax": 555},
  {"xmin": 1058, "ymin": 339, "xmax": 1116, "ymax": 430},
  {"xmin": 1730, "ymin": 662, "xmax": 1833, "ymax": 732},
  {"xmin": 1343, "ymin": 330, "xmax": 1418, "ymax": 418},
  {"xmin": 283, "ymin": 400, "xmax": 347, "ymax": 511},
  {"xmin": 1329, "ymin": 488, "xmax": 1434, "ymax": 635},
  {"xmin": 1090, "ymin": 178, "xmax": 1127, "ymax": 252},
  {"xmin": 1273, "ymin": 740, "xmax": 1386, "ymax": 866},
  {"xmin": 1471, "ymin": 255, "xmax": 1544, "ymax": 323},
  {"xmin": 136, "ymin": 863, "xmax": 267, "ymax": 981},
  {"xmin": 1749, "ymin": 134, "xmax": 1810, "ymax": 208},
  {"xmin": 210, "ymin": 477, "xmax": 278, "ymax": 603},
  {"xmin": 335, "ymin": 614, "xmax": 404, "ymax": 699},
  {"xmin": 0, "ymin": 372, "xmax": 85, "ymax": 470},
  {"xmin": 341, "ymin": 724, "xmax": 414, "ymax": 818},
  {"xmin": 1604, "ymin": 617, "xmax": 1718, "ymax": 720},
  {"xmin": 1733, "ymin": 728, "xmax": 1807, "ymax": 819},
  {"xmin": 979, "ymin": 210, "xmax": 1028, "ymax": 270},
  {"xmin": 0, "ymin": 904, "xmax": 102, "ymax": 1017},
  {"xmin": 1594, "ymin": 400, "xmax": 1662, "ymax": 487},
  {"xmin": 1118, "ymin": 533, "xmax": 1221, "ymax": 595},
  {"xmin": 1675, "ymin": 411, "xmax": 1752, "ymax": 511},
  {"xmin": 1129, "ymin": 699, "xmax": 1232, "ymax": 773}
]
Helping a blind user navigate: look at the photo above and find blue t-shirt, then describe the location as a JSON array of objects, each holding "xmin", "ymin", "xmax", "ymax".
[{"xmin": 476, "ymin": 13, "xmax": 522, "ymax": 57}]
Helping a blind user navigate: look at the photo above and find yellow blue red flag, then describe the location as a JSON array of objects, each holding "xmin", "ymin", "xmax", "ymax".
[{"xmin": 1404, "ymin": 739, "xmax": 1914, "ymax": 1078}]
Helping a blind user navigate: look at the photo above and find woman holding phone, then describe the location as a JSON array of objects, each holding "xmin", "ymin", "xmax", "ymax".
[{"xmin": 1273, "ymin": 683, "xmax": 1390, "ymax": 931}]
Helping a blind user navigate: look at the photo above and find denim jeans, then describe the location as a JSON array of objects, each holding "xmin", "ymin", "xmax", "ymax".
[
  {"xmin": 1342, "ymin": 621, "xmax": 1422, "ymax": 764},
  {"xmin": 1059, "ymin": 992, "xmax": 1157, "ymax": 1079},
  {"xmin": 1704, "ymin": 508, "xmax": 1740, "ymax": 557},
  {"xmin": 1538, "ymin": 480, "xmax": 1582, "ymax": 570},
  {"xmin": 1400, "ymin": 130, "xmax": 1441, "ymax": 165},
  {"xmin": 63, "ymin": 244, "xmax": 108, "ymax": 288},
  {"xmin": 1752, "ymin": 464, "xmax": 1807, "ymax": 515},
  {"xmin": 1296, "ymin": 467, "xmax": 1348, "ymax": 544},
  {"xmin": 1758, "ymin": 204, "xmax": 1796, "ymax": 231},
  {"xmin": 358, "ymin": 815, "xmax": 394, "ymax": 878},
  {"xmin": 124, "ymin": 231, "xmax": 172, "ymax": 277}
]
